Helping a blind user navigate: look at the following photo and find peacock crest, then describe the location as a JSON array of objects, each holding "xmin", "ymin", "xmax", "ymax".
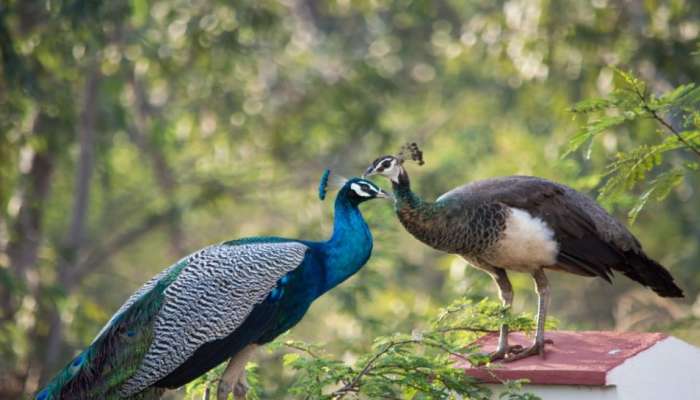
[{"xmin": 318, "ymin": 169, "xmax": 331, "ymax": 200}]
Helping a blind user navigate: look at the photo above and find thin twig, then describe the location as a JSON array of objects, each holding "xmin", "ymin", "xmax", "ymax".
[
  {"xmin": 330, "ymin": 334, "xmax": 476, "ymax": 399},
  {"xmin": 435, "ymin": 326, "xmax": 498, "ymax": 334},
  {"xmin": 648, "ymin": 108, "xmax": 700, "ymax": 157},
  {"xmin": 632, "ymin": 84, "xmax": 700, "ymax": 157},
  {"xmin": 332, "ymin": 339, "xmax": 414, "ymax": 398},
  {"xmin": 284, "ymin": 342, "xmax": 322, "ymax": 359}
]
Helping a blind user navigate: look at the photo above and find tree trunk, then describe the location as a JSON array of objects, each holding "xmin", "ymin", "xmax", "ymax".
[
  {"xmin": 38, "ymin": 65, "xmax": 101, "ymax": 384},
  {"xmin": 2, "ymin": 114, "xmax": 57, "ymax": 323},
  {"xmin": 1, "ymin": 112, "xmax": 60, "ymax": 398}
]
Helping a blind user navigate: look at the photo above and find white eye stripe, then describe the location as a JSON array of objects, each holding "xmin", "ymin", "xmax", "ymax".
[
  {"xmin": 350, "ymin": 182, "xmax": 373, "ymax": 197},
  {"xmin": 377, "ymin": 157, "xmax": 396, "ymax": 169}
]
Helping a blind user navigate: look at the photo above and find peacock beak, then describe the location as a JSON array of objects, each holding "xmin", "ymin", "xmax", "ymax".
[{"xmin": 375, "ymin": 188, "xmax": 393, "ymax": 200}]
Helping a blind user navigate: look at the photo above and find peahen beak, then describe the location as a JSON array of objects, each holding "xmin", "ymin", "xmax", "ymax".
[{"xmin": 362, "ymin": 165, "xmax": 377, "ymax": 178}]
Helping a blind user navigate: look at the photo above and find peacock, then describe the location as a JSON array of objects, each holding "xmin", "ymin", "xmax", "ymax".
[
  {"xmin": 36, "ymin": 172, "xmax": 390, "ymax": 400},
  {"xmin": 363, "ymin": 143, "xmax": 683, "ymax": 362}
]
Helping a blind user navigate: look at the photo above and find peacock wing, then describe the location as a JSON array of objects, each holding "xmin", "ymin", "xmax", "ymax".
[
  {"xmin": 118, "ymin": 240, "xmax": 309, "ymax": 396},
  {"xmin": 38, "ymin": 240, "xmax": 308, "ymax": 400},
  {"xmin": 37, "ymin": 257, "xmax": 189, "ymax": 400}
]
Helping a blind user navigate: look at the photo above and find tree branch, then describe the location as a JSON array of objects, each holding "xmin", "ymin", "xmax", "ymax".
[
  {"xmin": 70, "ymin": 182, "xmax": 235, "ymax": 284},
  {"xmin": 126, "ymin": 70, "xmax": 186, "ymax": 255},
  {"xmin": 648, "ymin": 108, "xmax": 700, "ymax": 157},
  {"xmin": 632, "ymin": 84, "xmax": 700, "ymax": 158}
]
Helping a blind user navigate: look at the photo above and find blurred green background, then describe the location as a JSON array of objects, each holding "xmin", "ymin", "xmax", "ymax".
[{"xmin": 0, "ymin": 0, "xmax": 698, "ymax": 398}]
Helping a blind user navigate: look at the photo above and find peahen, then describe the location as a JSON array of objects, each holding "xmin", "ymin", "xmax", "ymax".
[
  {"xmin": 363, "ymin": 143, "xmax": 683, "ymax": 362},
  {"xmin": 36, "ymin": 173, "xmax": 390, "ymax": 400}
]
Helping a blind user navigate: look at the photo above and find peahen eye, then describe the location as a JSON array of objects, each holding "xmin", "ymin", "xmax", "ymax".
[{"xmin": 381, "ymin": 160, "xmax": 391, "ymax": 168}]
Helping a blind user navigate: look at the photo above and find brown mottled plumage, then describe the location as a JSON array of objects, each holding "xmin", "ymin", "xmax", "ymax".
[{"xmin": 364, "ymin": 146, "xmax": 682, "ymax": 362}]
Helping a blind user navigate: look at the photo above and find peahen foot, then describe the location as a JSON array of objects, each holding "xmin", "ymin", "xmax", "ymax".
[
  {"xmin": 502, "ymin": 338, "xmax": 553, "ymax": 363},
  {"xmin": 488, "ymin": 344, "xmax": 524, "ymax": 362}
]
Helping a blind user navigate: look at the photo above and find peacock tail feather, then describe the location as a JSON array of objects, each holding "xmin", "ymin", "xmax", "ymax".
[{"xmin": 36, "ymin": 259, "xmax": 189, "ymax": 400}]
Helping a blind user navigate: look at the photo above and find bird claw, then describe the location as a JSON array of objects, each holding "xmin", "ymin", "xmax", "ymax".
[
  {"xmin": 488, "ymin": 344, "xmax": 525, "ymax": 362},
  {"xmin": 217, "ymin": 382, "xmax": 233, "ymax": 400},
  {"xmin": 502, "ymin": 339, "xmax": 553, "ymax": 362},
  {"xmin": 472, "ymin": 344, "xmax": 525, "ymax": 365},
  {"xmin": 234, "ymin": 380, "xmax": 249, "ymax": 399},
  {"xmin": 216, "ymin": 379, "xmax": 249, "ymax": 400}
]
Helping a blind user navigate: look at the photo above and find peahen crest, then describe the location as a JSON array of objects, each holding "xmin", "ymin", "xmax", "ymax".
[
  {"xmin": 319, "ymin": 169, "xmax": 331, "ymax": 200},
  {"xmin": 398, "ymin": 142, "xmax": 425, "ymax": 166}
]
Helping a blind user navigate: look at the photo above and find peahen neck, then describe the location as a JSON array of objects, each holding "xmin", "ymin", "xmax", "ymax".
[
  {"xmin": 392, "ymin": 168, "xmax": 432, "ymax": 212},
  {"xmin": 391, "ymin": 168, "xmax": 446, "ymax": 248},
  {"xmin": 321, "ymin": 195, "xmax": 373, "ymax": 291}
]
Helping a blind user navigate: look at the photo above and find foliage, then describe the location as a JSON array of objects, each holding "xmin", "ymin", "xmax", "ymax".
[
  {"xmin": 566, "ymin": 69, "xmax": 700, "ymax": 222},
  {"xmin": 184, "ymin": 299, "xmax": 540, "ymax": 400},
  {"xmin": 1, "ymin": 1, "xmax": 699, "ymax": 398}
]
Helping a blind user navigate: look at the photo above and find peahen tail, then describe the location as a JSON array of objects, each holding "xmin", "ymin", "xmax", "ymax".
[{"xmin": 621, "ymin": 251, "xmax": 684, "ymax": 298}]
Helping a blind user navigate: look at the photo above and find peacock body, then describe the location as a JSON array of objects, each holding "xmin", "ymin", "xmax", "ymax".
[{"xmin": 36, "ymin": 176, "xmax": 389, "ymax": 400}]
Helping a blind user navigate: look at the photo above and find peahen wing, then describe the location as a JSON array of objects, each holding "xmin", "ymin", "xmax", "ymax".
[
  {"xmin": 119, "ymin": 240, "xmax": 309, "ymax": 396},
  {"xmin": 438, "ymin": 176, "xmax": 682, "ymax": 297},
  {"xmin": 437, "ymin": 176, "xmax": 637, "ymax": 281}
]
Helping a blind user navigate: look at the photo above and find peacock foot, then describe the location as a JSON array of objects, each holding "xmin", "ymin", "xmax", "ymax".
[
  {"xmin": 502, "ymin": 339, "xmax": 554, "ymax": 363},
  {"xmin": 233, "ymin": 379, "xmax": 249, "ymax": 399},
  {"xmin": 216, "ymin": 380, "xmax": 248, "ymax": 400},
  {"xmin": 216, "ymin": 381, "xmax": 234, "ymax": 400}
]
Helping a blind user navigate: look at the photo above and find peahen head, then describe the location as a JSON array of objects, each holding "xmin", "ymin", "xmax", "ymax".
[{"xmin": 363, "ymin": 142, "xmax": 424, "ymax": 184}]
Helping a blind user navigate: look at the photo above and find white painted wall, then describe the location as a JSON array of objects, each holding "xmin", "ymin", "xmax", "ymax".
[
  {"xmin": 483, "ymin": 336, "xmax": 700, "ymax": 400},
  {"xmin": 486, "ymin": 384, "xmax": 618, "ymax": 400},
  {"xmin": 607, "ymin": 336, "xmax": 700, "ymax": 400}
]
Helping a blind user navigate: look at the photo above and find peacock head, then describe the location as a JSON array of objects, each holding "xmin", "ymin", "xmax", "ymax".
[
  {"xmin": 338, "ymin": 177, "xmax": 393, "ymax": 205},
  {"xmin": 363, "ymin": 142, "xmax": 424, "ymax": 184},
  {"xmin": 320, "ymin": 169, "xmax": 391, "ymax": 204}
]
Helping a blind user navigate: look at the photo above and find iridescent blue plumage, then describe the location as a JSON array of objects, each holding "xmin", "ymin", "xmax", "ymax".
[
  {"xmin": 318, "ymin": 168, "xmax": 331, "ymax": 200},
  {"xmin": 37, "ymin": 176, "xmax": 389, "ymax": 400}
]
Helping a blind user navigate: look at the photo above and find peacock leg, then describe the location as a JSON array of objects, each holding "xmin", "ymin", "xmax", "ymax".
[
  {"xmin": 233, "ymin": 370, "xmax": 250, "ymax": 399},
  {"xmin": 505, "ymin": 269, "xmax": 551, "ymax": 362},
  {"xmin": 487, "ymin": 267, "xmax": 522, "ymax": 361},
  {"xmin": 217, "ymin": 344, "xmax": 257, "ymax": 400}
]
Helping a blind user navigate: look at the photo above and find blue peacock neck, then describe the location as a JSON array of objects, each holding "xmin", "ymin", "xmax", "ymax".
[{"xmin": 321, "ymin": 194, "xmax": 373, "ymax": 291}]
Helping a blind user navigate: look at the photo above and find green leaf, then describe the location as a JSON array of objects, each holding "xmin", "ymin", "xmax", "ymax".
[
  {"xmin": 562, "ymin": 115, "xmax": 627, "ymax": 159},
  {"xmin": 657, "ymin": 83, "xmax": 697, "ymax": 104},
  {"xmin": 283, "ymin": 353, "xmax": 301, "ymax": 366},
  {"xmin": 569, "ymin": 97, "xmax": 614, "ymax": 114},
  {"xmin": 628, "ymin": 169, "xmax": 684, "ymax": 223}
]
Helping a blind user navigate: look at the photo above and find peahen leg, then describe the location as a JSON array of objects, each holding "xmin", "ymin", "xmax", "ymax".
[
  {"xmin": 504, "ymin": 269, "xmax": 551, "ymax": 362},
  {"xmin": 487, "ymin": 268, "xmax": 522, "ymax": 361},
  {"xmin": 217, "ymin": 344, "xmax": 257, "ymax": 400}
]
